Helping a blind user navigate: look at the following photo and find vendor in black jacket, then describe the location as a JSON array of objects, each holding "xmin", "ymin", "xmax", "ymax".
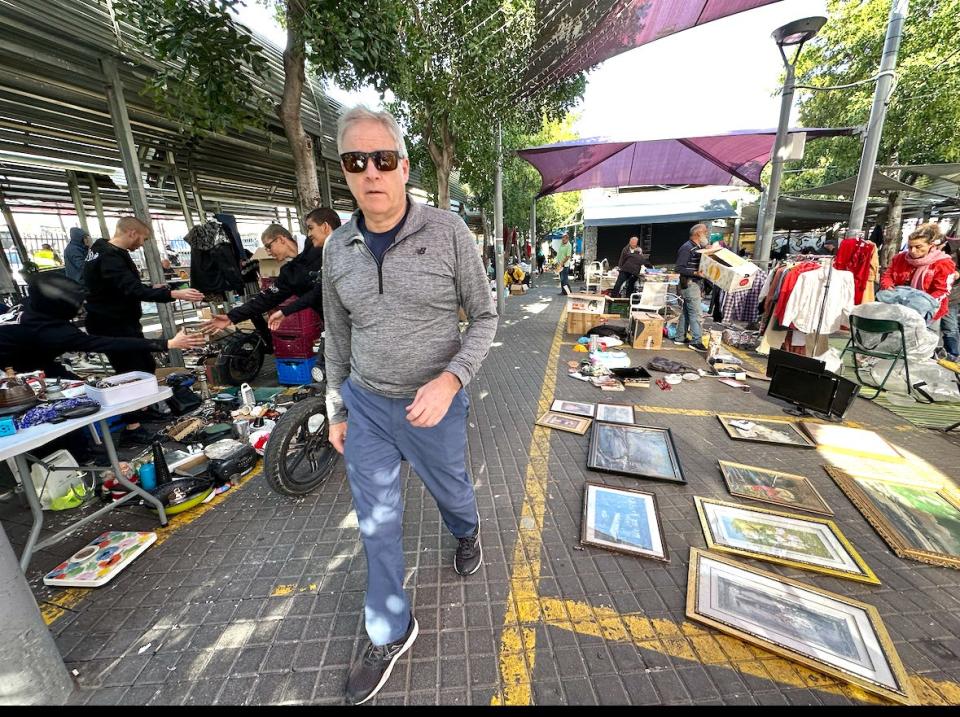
[
  {"xmin": 84, "ymin": 216, "xmax": 204, "ymax": 374},
  {"xmin": 202, "ymin": 208, "xmax": 340, "ymax": 334},
  {"xmin": 0, "ymin": 273, "xmax": 204, "ymax": 379}
]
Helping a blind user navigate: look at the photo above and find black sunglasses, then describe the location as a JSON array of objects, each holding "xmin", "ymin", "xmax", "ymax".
[{"xmin": 340, "ymin": 150, "xmax": 402, "ymax": 173}]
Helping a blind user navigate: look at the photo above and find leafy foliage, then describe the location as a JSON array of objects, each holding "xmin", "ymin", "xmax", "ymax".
[{"xmin": 785, "ymin": 0, "xmax": 960, "ymax": 191}]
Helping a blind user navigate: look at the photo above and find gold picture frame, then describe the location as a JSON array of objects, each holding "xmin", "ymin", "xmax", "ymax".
[
  {"xmin": 825, "ymin": 466, "xmax": 960, "ymax": 570},
  {"xmin": 694, "ymin": 496, "xmax": 879, "ymax": 584},
  {"xmin": 718, "ymin": 460, "xmax": 833, "ymax": 516},
  {"xmin": 716, "ymin": 415, "xmax": 815, "ymax": 448},
  {"xmin": 686, "ymin": 549, "xmax": 914, "ymax": 705},
  {"xmin": 536, "ymin": 410, "xmax": 591, "ymax": 435}
]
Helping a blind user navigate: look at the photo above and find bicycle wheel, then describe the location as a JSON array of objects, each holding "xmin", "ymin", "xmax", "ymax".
[
  {"xmin": 217, "ymin": 331, "xmax": 265, "ymax": 385},
  {"xmin": 263, "ymin": 396, "xmax": 339, "ymax": 496}
]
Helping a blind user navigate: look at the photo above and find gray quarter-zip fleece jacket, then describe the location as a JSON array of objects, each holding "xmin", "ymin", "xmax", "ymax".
[{"xmin": 323, "ymin": 195, "xmax": 498, "ymax": 424}]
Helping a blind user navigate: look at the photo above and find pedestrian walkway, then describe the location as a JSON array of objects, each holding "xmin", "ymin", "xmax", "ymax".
[{"xmin": 10, "ymin": 274, "xmax": 960, "ymax": 705}]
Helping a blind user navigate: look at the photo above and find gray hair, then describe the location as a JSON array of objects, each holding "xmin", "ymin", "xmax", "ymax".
[
  {"xmin": 690, "ymin": 223, "xmax": 708, "ymax": 236},
  {"xmin": 336, "ymin": 105, "xmax": 408, "ymax": 159}
]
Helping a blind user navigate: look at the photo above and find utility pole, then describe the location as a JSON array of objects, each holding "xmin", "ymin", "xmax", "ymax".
[
  {"xmin": 494, "ymin": 123, "xmax": 505, "ymax": 317},
  {"xmin": 848, "ymin": 0, "xmax": 909, "ymax": 233},
  {"xmin": 529, "ymin": 197, "xmax": 537, "ymax": 274},
  {"xmin": 755, "ymin": 62, "xmax": 795, "ymax": 264}
]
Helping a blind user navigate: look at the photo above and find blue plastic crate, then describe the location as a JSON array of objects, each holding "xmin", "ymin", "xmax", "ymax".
[
  {"xmin": 275, "ymin": 355, "xmax": 316, "ymax": 386},
  {"xmin": 0, "ymin": 416, "xmax": 16, "ymax": 437},
  {"xmin": 92, "ymin": 414, "xmax": 125, "ymax": 439}
]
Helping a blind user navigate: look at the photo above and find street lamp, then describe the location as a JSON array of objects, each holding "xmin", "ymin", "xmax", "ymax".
[{"xmin": 755, "ymin": 15, "xmax": 828, "ymax": 265}]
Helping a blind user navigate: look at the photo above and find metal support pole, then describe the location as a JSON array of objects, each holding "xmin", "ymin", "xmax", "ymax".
[
  {"xmin": 848, "ymin": 0, "xmax": 909, "ymax": 233},
  {"xmin": 0, "ymin": 521, "xmax": 74, "ymax": 705},
  {"xmin": 101, "ymin": 55, "xmax": 183, "ymax": 366},
  {"xmin": 756, "ymin": 58, "xmax": 796, "ymax": 265},
  {"xmin": 286, "ymin": 207, "xmax": 294, "ymax": 233},
  {"xmin": 529, "ymin": 197, "xmax": 537, "ymax": 274},
  {"xmin": 318, "ymin": 158, "xmax": 334, "ymax": 208},
  {"xmin": 731, "ymin": 200, "xmax": 743, "ymax": 254},
  {"xmin": 168, "ymin": 155, "xmax": 194, "ymax": 229},
  {"xmin": 87, "ymin": 174, "xmax": 110, "ymax": 239},
  {"xmin": 0, "ymin": 189, "xmax": 30, "ymax": 267},
  {"xmin": 494, "ymin": 123, "xmax": 505, "ymax": 317},
  {"xmin": 65, "ymin": 170, "xmax": 89, "ymax": 234},
  {"xmin": 190, "ymin": 172, "xmax": 206, "ymax": 223}
]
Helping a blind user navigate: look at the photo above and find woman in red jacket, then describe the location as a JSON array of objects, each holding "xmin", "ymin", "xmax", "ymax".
[{"xmin": 880, "ymin": 223, "xmax": 956, "ymax": 323}]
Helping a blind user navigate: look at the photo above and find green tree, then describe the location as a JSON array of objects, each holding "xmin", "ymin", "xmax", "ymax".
[
  {"xmin": 114, "ymin": 0, "xmax": 404, "ymax": 220},
  {"xmin": 788, "ymin": 0, "xmax": 960, "ymax": 262},
  {"xmin": 386, "ymin": 0, "xmax": 585, "ymax": 211}
]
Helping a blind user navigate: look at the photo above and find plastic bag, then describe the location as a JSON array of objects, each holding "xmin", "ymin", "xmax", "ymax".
[
  {"xmin": 849, "ymin": 302, "xmax": 939, "ymax": 362},
  {"xmin": 870, "ymin": 358, "xmax": 960, "ymax": 403}
]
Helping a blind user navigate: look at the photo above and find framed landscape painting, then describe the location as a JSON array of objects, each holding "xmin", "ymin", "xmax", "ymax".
[
  {"xmin": 694, "ymin": 497, "xmax": 878, "ymax": 584},
  {"xmin": 595, "ymin": 403, "xmax": 635, "ymax": 425},
  {"xmin": 536, "ymin": 411, "xmax": 591, "ymax": 435},
  {"xmin": 551, "ymin": 399, "xmax": 595, "ymax": 418},
  {"xmin": 825, "ymin": 466, "xmax": 960, "ymax": 570},
  {"xmin": 686, "ymin": 549, "xmax": 914, "ymax": 705},
  {"xmin": 587, "ymin": 422, "xmax": 685, "ymax": 484},
  {"xmin": 717, "ymin": 415, "xmax": 815, "ymax": 448},
  {"xmin": 718, "ymin": 460, "xmax": 833, "ymax": 516},
  {"xmin": 580, "ymin": 482, "xmax": 668, "ymax": 562}
]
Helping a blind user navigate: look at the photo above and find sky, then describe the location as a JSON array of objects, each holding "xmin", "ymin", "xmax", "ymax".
[{"xmin": 233, "ymin": 0, "xmax": 828, "ymax": 140}]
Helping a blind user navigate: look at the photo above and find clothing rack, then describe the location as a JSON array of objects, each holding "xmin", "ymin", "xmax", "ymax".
[{"xmin": 778, "ymin": 253, "xmax": 836, "ymax": 351}]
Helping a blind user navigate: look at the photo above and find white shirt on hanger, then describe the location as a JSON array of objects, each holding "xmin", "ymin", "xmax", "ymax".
[{"xmin": 781, "ymin": 266, "xmax": 855, "ymax": 335}]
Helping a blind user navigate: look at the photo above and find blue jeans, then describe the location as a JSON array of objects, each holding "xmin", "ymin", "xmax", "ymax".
[
  {"xmin": 677, "ymin": 281, "xmax": 703, "ymax": 343},
  {"xmin": 560, "ymin": 266, "xmax": 570, "ymax": 292},
  {"xmin": 941, "ymin": 303, "xmax": 959, "ymax": 357},
  {"xmin": 340, "ymin": 378, "xmax": 478, "ymax": 645}
]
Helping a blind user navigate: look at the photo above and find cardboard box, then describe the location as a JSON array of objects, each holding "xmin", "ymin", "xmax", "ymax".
[
  {"xmin": 566, "ymin": 311, "xmax": 620, "ymax": 336},
  {"xmin": 698, "ymin": 247, "xmax": 759, "ymax": 294},
  {"xmin": 565, "ymin": 293, "xmax": 607, "ymax": 315},
  {"xmin": 252, "ymin": 246, "xmax": 282, "ymax": 278},
  {"xmin": 509, "ymin": 284, "xmax": 526, "ymax": 295},
  {"xmin": 631, "ymin": 312, "xmax": 664, "ymax": 350}
]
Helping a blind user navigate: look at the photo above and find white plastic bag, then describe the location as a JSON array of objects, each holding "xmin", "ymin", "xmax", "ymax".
[{"xmin": 870, "ymin": 359, "xmax": 960, "ymax": 403}]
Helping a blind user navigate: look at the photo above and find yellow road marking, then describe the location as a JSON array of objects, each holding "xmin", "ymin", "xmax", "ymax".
[
  {"xmin": 538, "ymin": 597, "xmax": 960, "ymax": 705},
  {"xmin": 41, "ymin": 462, "xmax": 263, "ymax": 625},
  {"xmin": 491, "ymin": 308, "xmax": 567, "ymax": 706},
  {"xmin": 270, "ymin": 582, "xmax": 319, "ymax": 597}
]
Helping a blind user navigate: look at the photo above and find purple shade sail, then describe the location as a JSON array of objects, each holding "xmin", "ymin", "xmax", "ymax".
[
  {"xmin": 517, "ymin": 128, "xmax": 854, "ymax": 197},
  {"xmin": 523, "ymin": 0, "xmax": 784, "ymax": 97}
]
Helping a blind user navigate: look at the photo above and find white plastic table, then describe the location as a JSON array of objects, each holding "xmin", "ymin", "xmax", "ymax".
[{"xmin": 0, "ymin": 387, "xmax": 173, "ymax": 570}]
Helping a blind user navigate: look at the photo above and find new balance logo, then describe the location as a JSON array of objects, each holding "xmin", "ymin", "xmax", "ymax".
[{"xmin": 417, "ymin": 247, "xmax": 426, "ymax": 255}]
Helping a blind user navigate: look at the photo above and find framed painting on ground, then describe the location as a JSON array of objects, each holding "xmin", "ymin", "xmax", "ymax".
[
  {"xmin": 718, "ymin": 460, "xmax": 833, "ymax": 516},
  {"xmin": 595, "ymin": 403, "xmax": 635, "ymax": 425},
  {"xmin": 551, "ymin": 399, "xmax": 595, "ymax": 418},
  {"xmin": 717, "ymin": 415, "xmax": 815, "ymax": 448},
  {"xmin": 536, "ymin": 411, "xmax": 591, "ymax": 435},
  {"xmin": 800, "ymin": 423, "xmax": 902, "ymax": 460},
  {"xmin": 587, "ymin": 422, "xmax": 685, "ymax": 484},
  {"xmin": 580, "ymin": 482, "xmax": 668, "ymax": 562},
  {"xmin": 694, "ymin": 497, "xmax": 878, "ymax": 584},
  {"xmin": 825, "ymin": 466, "xmax": 960, "ymax": 570},
  {"xmin": 686, "ymin": 549, "xmax": 914, "ymax": 705}
]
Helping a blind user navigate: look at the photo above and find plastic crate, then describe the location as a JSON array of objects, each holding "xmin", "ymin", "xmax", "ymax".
[
  {"xmin": 0, "ymin": 416, "xmax": 16, "ymax": 437},
  {"xmin": 274, "ymin": 297, "xmax": 322, "ymax": 335},
  {"xmin": 275, "ymin": 355, "xmax": 316, "ymax": 386},
  {"xmin": 259, "ymin": 277, "xmax": 276, "ymax": 291},
  {"xmin": 84, "ymin": 371, "xmax": 159, "ymax": 406},
  {"xmin": 272, "ymin": 332, "xmax": 317, "ymax": 359}
]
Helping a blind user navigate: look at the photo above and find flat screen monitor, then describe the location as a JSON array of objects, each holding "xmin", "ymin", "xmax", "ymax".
[
  {"xmin": 768, "ymin": 365, "xmax": 837, "ymax": 415},
  {"xmin": 766, "ymin": 348, "xmax": 826, "ymax": 379}
]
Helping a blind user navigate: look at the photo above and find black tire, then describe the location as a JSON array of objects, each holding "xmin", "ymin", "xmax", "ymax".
[
  {"xmin": 217, "ymin": 331, "xmax": 265, "ymax": 385},
  {"xmin": 263, "ymin": 396, "xmax": 339, "ymax": 496}
]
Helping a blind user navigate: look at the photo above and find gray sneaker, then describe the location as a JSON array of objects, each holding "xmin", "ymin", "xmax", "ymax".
[
  {"xmin": 345, "ymin": 616, "xmax": 419, "ymax": 705},
  {"xmin": 454, "ymin": 518, "xmax": 482, "ymax": 576}
]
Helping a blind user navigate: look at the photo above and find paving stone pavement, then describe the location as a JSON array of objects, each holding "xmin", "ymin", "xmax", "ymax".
[{"xmin": 5, "ymin": 273, "xmax": 960, "ymax": 705}]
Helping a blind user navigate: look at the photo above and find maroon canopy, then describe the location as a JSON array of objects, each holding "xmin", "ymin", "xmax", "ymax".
[
  {"xmin": 522, "ymin": 0, "xmax": 783, "ymax": 98},
  {"xmin": 516, "ymin": 128, "xmax": 855, "ymax": 197}
]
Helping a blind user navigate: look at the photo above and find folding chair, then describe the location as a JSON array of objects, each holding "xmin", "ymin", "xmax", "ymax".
[
  {"xmin": 839, "ymin": 315, "xmax": 913, "ymax": 400},
  {"xmin": 584, "ymin": 261, "xmax": 603, "ymax": 293}
]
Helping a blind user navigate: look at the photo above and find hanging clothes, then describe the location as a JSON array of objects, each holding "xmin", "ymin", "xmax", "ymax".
[
  {"xmin": 720, "ymin": 279, "xmax": 762, "ymax": 324},
  {"xmin": 773, "ymin": 262, "xmax": 821, "ymax": 326},
  {"xmin": 781, "ymin": 265, "xmax": 855, "ymax": 335},
  {"xmin": 834, "ymin": 237, "xmax": 878, "ymax": 305},
  {"xmin": 185, "ymin": 220, "xmax": 244, "ymax": 295}
]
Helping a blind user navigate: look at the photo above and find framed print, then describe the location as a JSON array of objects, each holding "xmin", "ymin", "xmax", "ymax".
[
  {"xmin": 694, "ymin": 497, "xmax": 878, "ymax": 584},
  {"xmin": 587, "ymin": 422, "xmax": 685, "ymax": 484},
  {"xmin": 580, "ymin": 482, "xmax": 668, "ymax": 562},
  {"xmin": 825, "ymin": 466, "xmax": 960, "ymax": 570},
  {"xmin": 718, "ymin": 460, "xmax": 833, "ymax": 516},
  {"xmin": 550, "ymin": 399, "xmax": 595, "ymax": 418},
  {"xmin": 536, "ymin": 411, "xmax": 591, "ymax": 435},
  {"xmin": 686, "ymin": 549, "xmax": 914, "ymax": 705},
  {"xmin": 717, "ymin": 415, "xmax": 815, "ymax": 448},
  {"xmin": 595, "ymin": 403, "xmax": 635, "ymax": 425},
  {"xmin": 800, "ymin": 422, "xmax": 902, "ymax": 460}
]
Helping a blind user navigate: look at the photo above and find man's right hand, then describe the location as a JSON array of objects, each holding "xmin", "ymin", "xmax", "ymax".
[
  {"xmin": 329, "ymin": 421, "xmax": 347, "ymax": 454},
  {"xmin": 167, "ymin": 329, "xmax": 206, "ymax": 351},
  {"xmin": 172, "ymin": 288, "xmax": 205, "ymax": 302},
  {"xmin": 201, "ymin": 315, "xmax": 232, "ymax": 334}
]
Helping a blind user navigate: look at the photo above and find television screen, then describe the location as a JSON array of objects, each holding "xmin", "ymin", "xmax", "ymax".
[
  {"xmin": 765, "ymin": 348, "xmax": 826, "ymax": 379},
  {"xmin": 768, "ymin": 365, "xmax": 837, "ymax": 415}
]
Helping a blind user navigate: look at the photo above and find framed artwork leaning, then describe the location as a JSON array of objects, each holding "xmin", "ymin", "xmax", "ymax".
[
  {"xmin": 717, "ymin": 415, "xmax": 815, "ymax": 448},
  {"xmin": 718, "ymin": 460, "xmax": 833, "ymax": 516},
  {"xmin": 580, "ymin": 482, "xmax": 668, "ymax": 562},
  {"xmin": 686, "ymin": 549, "xmax": 914, "ymax": 705},
  {"xmin": 587, "ymin": 422, "xmax": 685, "ymax": 484},
  {"xmin": 825, "ymin": 466, "xmax": 960, "ymax": 570},
  {"xmin": 536, "ymin": 411, "xmax": 591, "ymax": 435},
  {"xmin": 550, "ymin": 400, "xmax": 595, "ymax": 418},
  {"xmin": 595, "ymin": 403, "xmax": 635, "ymax": 425},
  {"xmin": 694, "ymin": 497, "xmax": 879, "ymax": 584}
]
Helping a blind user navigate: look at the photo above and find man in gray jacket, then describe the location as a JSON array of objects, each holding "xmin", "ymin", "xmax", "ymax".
[{"xmin": 322, "ymin": 105, "xmax": 498, "ymax": 705}]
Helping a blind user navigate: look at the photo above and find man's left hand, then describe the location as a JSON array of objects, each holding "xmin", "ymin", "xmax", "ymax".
[
  {"xmin": 406, "ymin": 372, "xmax": 461, "ymax": 428},
  {"xmin": 267, "ymin": 310, "xmax": 284, "ymax": 331}
]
